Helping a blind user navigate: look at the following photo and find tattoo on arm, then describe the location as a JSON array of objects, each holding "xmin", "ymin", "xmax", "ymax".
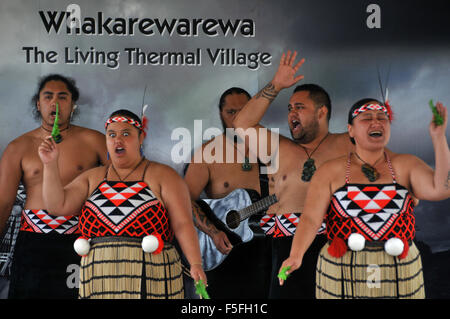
[
  {"xmin": 192, "ymin": 201, "xmax": 219, "ymax": 235},
  {"xmin": 255, "ymin": 82, "xmax": 279, "ymax": 102}
]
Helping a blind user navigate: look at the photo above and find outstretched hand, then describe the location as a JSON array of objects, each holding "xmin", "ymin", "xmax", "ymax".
[
  {"xmin": 190, "ymin": 264, "xmax": 208, "ymax": 287},
  {"xmin": 278, "ymin": 255, "xmax": 302, "ymax": 286},
  {"xmin": 38, "ymin": 136, "xmax": 59, "ymax": 164},
  {"xmin": 272, "ymin": 50, "xmax": 305, "ymax": 91}
]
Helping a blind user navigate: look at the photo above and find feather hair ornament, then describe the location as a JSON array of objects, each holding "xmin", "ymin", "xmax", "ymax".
[
  {"xmin": 141, "ymin": 85, "xmax": 149, "ymax": 138},
  {"xmin": 377, "ymin": 64, "xmax": 394, "ymax": 122}
]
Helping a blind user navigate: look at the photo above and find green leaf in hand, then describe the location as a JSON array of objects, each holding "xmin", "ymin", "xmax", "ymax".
[
  {"xmin": 429, "ymin": 99, "xmax": 444, "ymax": 126},
  {"xmin": 52, "ymin": 102, "xmax": 62, "ymax": 143},
  {"xmin": 195, "ymin": 280, "xmax": 210, "ymax": 299},
  {"xmin": 277, "ymin": 266, "xmax": 291, "ymax": 281}
]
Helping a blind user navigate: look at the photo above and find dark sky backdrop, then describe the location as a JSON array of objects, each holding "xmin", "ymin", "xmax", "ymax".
[{"xmin": 0, "ymin": 0, "xmax": 449, "ymax": 251}]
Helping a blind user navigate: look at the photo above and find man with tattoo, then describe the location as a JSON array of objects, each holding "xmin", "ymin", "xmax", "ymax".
[
  {"xmin": 233, "ymin": 51, "xmax": 353, "ymax": 298},
  {"xmin": 184, "ymin": 87, "xmax": 271, "ymax": 298}
]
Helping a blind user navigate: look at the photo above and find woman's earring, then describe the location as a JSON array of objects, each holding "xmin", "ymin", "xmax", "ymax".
[
  {"xmin": 107, "ymin": 152, "xmax": 110, "ymax": 160},
  {"xmin": 140, "ymin": 145, "xmax": 144, "ymax": 157}
]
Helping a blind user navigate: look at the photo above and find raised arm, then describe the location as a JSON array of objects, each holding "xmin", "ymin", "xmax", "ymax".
[
  {"xmin": 160, "ymin": 165, "xmax": 207, "ymax": 284},
  {"xmin": 39, "ymin": 137, "xmax": 90, "ymax": 216},
  {"xmin": 233, "ymin": 50, "xmax": 305, "ymax": 130},
  {"xmin": 232, "ymin": 50, "xmax": 305, "ymax": 160},
  {"xmin": 409, "ymin": 102, "xmax": 450, "ymax": 200}
]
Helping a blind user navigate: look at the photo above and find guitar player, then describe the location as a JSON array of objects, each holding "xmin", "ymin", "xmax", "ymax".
[{"xmin": 184, "ymin": 87, "xmax": 272, "ymax": 299}]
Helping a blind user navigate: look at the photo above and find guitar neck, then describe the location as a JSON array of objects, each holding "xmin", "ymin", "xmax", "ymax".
[{"xmin": 239, "ymin": 194, "xmax": 277, "ymax": 221}]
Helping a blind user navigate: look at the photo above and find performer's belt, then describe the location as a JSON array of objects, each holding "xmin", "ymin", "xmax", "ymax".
[
  {"xmin": 259, "ymin": 213, "xmax": 327, "ymax": 238},
  {"xmin": 20, "ymin": 209, "xmax": 80, "ymax": 235},
  {"xmin": 259, "ymin": 213, "xmax": 300, "ymax": 238},
  {"xmin": 90, "ymin": 236, "xmax": 141, "ymax": 244},
  {"xmin": 327, "ymin": 239, "xmax": 413, "ymax": 249},
  {"xmin": 89, "ymin": 236, "xmax": 172, "ymax": 248}
]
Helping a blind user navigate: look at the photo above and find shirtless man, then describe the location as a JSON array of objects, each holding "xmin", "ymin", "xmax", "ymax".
[
  {"xmin": 0, "ymin": 74, "xmax": 107, "ymax": 298},
  {"xmin": 184, "ymin": 87, "xmax": 271, "ymax": 298},
  {"xmin": 233, "ymin": 51, "xmax": 353, "ymax": 298}
]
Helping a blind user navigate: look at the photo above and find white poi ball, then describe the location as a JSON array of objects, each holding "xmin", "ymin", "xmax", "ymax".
[
  {"xmin": 142, "ymin": 235, "xmax": 159, "ymax": 253},
  {"xmin": 74, "ymin": 237, "xmax": 90, "ymax": 256},
  {"xmin": 384, "ymin": 237, "xmax": 404, "ymax": 256},
  {"xmin": 347, "ymin": 233, "xmax": 366, "ymax": 251}
]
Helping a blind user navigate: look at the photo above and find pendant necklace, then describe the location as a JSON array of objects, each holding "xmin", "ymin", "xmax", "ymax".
[
  {"xmin": 231, "ymin": 139, "xmax": 252, "ymax": 171},
  {"xmin": 242, "ymin": 156, "xmax": 252, "ymax": 171},
  {"xmin": 300, "ymin": 133, "xmax": 330, "ymax": 182},
  {"xmin": 111, "ymin": 157, "xmax": 145, "ymax": 181},
  {"xmin": 353, "ymin": 152, "xmax": 385, "ymax": 182},
  {"xmin": 41, "ymin": 125, "xmax": 70, "ymax": 135}
]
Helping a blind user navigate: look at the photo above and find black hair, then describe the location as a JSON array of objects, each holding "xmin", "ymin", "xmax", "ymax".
[
  {"xmin": 293, "ymin": 84, "xmax": 331, "ymax": 122},
  {"xmin": 106, "ymin": 109, "xmax": 143, "ymax": 134},
  {"xmin": 218, "ymin": 87, "xmax": 251, "ymax": 111},
  {"xmin": 31, "ymin": 74, "xmax": 80, "ymax": 120},
  {"xmin": 347, "ymin": 98, "xmax": 384, "ymax": 144}
]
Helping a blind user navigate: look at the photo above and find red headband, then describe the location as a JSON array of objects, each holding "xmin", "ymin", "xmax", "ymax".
[
  {"xmin": 104, "ymin": 116, "xmax": 143, "ymax": 130},
  {"xmin": 352, "ymin": 103, "xmax": 392, "ymax": 121}
]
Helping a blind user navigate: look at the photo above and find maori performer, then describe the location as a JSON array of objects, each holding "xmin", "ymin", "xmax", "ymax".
[
  {"xmin": 279, "ymin": 99, "xmax": 449, "ymax": 298},
  {"xmin": 39, "ymin": 109, "xmax": 206, "ymax": 299},
  {"xmin": 0, "ymin": 74, "xmax": 107, "ymax": 299},
  {"xmin": 184, "ymin": 87, "xmax": 271, "ymax": 298},
  {"xmin": 232, "ymin": 50, "xmax": 353, "ymax": 298}
]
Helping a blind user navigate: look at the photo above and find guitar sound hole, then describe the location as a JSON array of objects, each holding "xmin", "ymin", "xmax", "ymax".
[{"xmin": 226, "ymin": 210, "xmax": 240, "ymax": 229}]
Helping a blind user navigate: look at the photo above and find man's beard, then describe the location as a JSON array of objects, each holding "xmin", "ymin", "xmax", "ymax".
[{"xmin": 290, "ymin": 116, "xmax": 320, "ymax": 144}]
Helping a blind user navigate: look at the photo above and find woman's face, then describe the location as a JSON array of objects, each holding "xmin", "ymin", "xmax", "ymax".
[
  {"xmin": 106, "ymin": 120, "xmax": 143, "ymax": 165},
  {"xmin": 348, "ymin": 109, "xmax": 391, "ymax": 150}
]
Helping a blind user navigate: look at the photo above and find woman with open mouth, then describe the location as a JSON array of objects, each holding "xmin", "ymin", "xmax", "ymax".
[
  {"xmin": 279, "ymin": 98, "xmax": 449, "ymax": 299},
  {"xmin": 38, "ymin": 109, "xmax": 206, "ymax": 299}
]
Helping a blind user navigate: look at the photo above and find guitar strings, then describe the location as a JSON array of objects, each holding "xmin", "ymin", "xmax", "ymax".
[{"xmin": 225, "ymin": 194, "xmax": 277, "ymax": 225}]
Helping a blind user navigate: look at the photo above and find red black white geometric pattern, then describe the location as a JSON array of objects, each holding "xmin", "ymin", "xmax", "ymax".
[
  {"xmin": 351, "ymin": 103, "xmax": 389, "ymax": 119},
  {"xmin": 259, "ymin": 213, "xmax": 326, "ymax": 237},
  {"xmin": 105, "ymin": 116, "xmax": 142, "ymax": 130},
  {"xmin": 79, "ymin": 181, "xmax": 173, "ymax": 241},
  {"xmin": 20, "ymin": 209, "xmax": 80, "ymax": 235},
  {"xmin": 327, "ymin": 183, "xmax": 415, "ymax": 241}
]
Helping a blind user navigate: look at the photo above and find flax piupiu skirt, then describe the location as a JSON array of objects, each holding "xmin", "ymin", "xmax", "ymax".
[
  {"xmin": 315, "ymin": 242, "xmax": 425, "ymax": 299},
  {"xmin": 79, "ymin": 236, "xmax": 184, "ymax": 299}
]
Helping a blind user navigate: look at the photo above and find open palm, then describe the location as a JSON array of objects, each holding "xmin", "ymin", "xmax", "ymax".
[{"xmin": 272, "ymin": 50, "xmax": 305, "ymax": 90}]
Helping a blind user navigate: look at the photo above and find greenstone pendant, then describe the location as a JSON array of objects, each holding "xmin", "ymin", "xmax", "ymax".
[
  {"xmin": 301, "ymin": 158, "xmax": 316, "ymax": 182},
  {"xmin": 361, "ymin": 164, "xmax": 379, "ymax": 182},
  {"xmin": 242, "ymin": 157, "xmax": 252, "ymax": 171}
]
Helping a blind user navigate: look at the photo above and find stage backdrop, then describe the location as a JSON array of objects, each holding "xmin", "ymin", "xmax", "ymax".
[{"xmin": 0, "ymin": 0, "xmax": 449, "ymax": 252}]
